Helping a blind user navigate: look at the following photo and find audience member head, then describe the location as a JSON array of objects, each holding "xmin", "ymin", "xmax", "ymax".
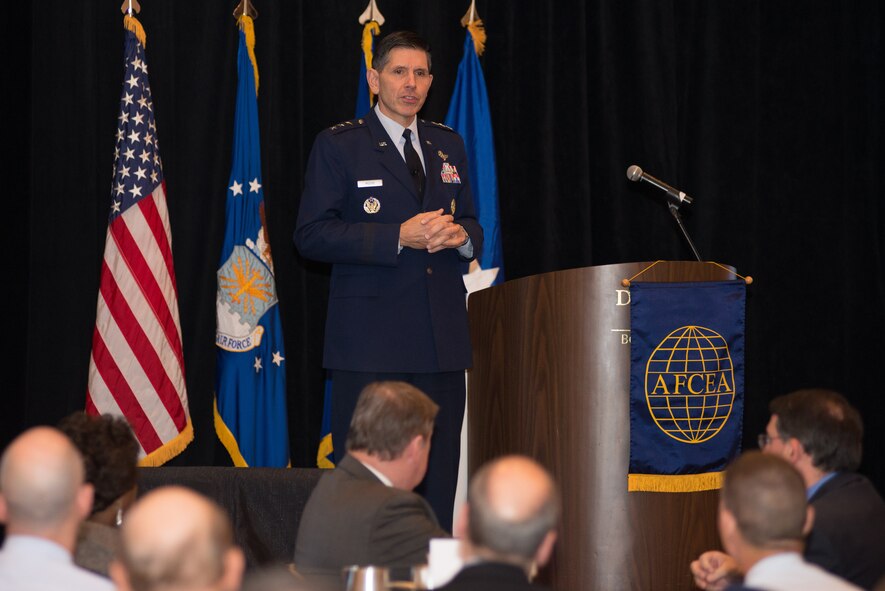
[
  {"xmin": 346, "ymin": 381, "xmax": 438, "ymax": 490},
  {"xmin": 718, "ymin": 451, "xmax": 812, "ymax": 571},
  {"xmin": 766, "ymin": 388, "xmax": 863, "ymax": 473},
  {"xmin": 371, "ymin": 30, "xmax": 432, "ymax": 73},
  {"xmin": 58, "ymin": 411, "xmax": 140, "ymax": 524},
  {"xmin": 110, "ymin": 486, "xmax": 244, "ymax": 591},
  {"xmin": 0, "ymin": 426, "xmax": 93, "ymax": 548},
  {"xmin": 457, "ymin": 455, "xmax": 559, "ymax": 573}
]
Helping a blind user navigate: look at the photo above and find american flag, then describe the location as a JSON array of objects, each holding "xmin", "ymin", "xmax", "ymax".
[{"xmin": 87, "ymin": 16, "xmax": 192, "ymax": 466}]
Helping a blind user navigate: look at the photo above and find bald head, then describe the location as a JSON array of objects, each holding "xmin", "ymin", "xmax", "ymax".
[
  {"xmin": 0, "ymin": 426, "xmax": 89, "ymax": 532},
  {"xmin": 115, "ymin": 486, "xmax": 243, "ymax": 591},
  {"xmin": 466, "ymin": 456, "xmax": 559, "ymax": 566}
]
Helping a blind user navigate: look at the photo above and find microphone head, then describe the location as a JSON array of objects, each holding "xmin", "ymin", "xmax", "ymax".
[{"xmin": 626, "ymin": 165, "xmax": 643, "ymax": 182}]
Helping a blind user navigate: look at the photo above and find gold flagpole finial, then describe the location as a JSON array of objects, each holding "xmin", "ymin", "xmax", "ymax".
[
  {"xmin": 120, "ymin": 0, "xmax": 140, "ymax": 16},
  {"xmin": 233, "ymin": 0, "xmax": 258, "ymax": 21},
  {"xmin": 460, "ymin": 0, "xmax": 480, "ymax": 26},
  {"xmin": 358, "ymin": 0, "xmax": 385, "ymax": 26}
]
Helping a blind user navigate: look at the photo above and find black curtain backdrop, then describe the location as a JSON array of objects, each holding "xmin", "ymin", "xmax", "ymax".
[{"xmin": 9, "ymin": 1, "xmax": 883, "ymax": 492}]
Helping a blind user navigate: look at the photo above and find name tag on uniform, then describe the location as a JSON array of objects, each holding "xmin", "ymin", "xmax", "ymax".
[{"xmin": 357, "ymin": 179, "xmax": 384, "ymax": 188}]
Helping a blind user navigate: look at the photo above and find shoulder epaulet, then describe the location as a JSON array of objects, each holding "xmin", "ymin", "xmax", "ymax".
[
  {"xmin": 328, "ymin": 118, "xmax": 368, "ymax": 134},
  {"xmin": 421, "ymin": 119, "xmax": 456, "ymax": 133}
]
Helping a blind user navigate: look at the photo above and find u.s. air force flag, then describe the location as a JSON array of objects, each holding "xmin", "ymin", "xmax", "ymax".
[
  {"xmin": 214, "ymin": 15, "xmax": 289, "ymax": 467},
  {"xmin": 628, "ymin": 280, "xmax": 745, "ymax": 492}
]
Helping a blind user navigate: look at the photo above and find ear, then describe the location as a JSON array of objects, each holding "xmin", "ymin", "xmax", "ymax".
[
  {"xmin": 784, "ymin": 437, "xmax": 805, "ymax": 464},
  {"xmin": 405, "ymin": 435, "xmax": 425, "ymax": 462},
  {"xmin": 221, "ymin": 547, "xmax": 246, "ymax": 591},
  {"xmin": 802, "ymin": 505, "xmax": 815, "ymax": 536},
  {"xmin": 109, "ymin": 560, "xmax": 132, "ymax": 591},
  {"xmin": 534, "ymin": 530, "xmax": 557, "ymax": 567},
  {"xmin": 367, "ymin": 68, "xmax": 380, "ymax": 94},
  {"xmin": 76, "ymin": 483, "xmax": 95, "ymax": 521},
  {"xmin": 718, "ymin": 506, "xmax": 739, "ymax": 555}
]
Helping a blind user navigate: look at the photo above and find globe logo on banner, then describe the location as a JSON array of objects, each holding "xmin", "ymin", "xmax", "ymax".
[{"xmin": 644, "ymin": 326, "xmax": 735, "ymax": 444}]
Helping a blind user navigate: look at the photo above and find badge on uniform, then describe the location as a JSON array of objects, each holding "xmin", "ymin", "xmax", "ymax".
[
  {"xmin": 450, "ymin": 198, "xmax": 457, "ymax": 215},
  {"xmin": 363, "ymin": 197, "xmax": 380, "ymax": 214},
  {"xmin": 440, "ymin": 162, "xmax": 461, "ymax": 184}
]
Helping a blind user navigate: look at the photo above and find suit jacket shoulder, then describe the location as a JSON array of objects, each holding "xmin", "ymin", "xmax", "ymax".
[
  {"xmin": 294, "ymin": 455, "xmax": 447, "ymax": 583},
  {"xmin": 806, "ymin": 472, "xmax": 885, "ymax": 589},
  {"xmin": 436, "ymin": 562, "xmax": 546, "ymax": 591}
]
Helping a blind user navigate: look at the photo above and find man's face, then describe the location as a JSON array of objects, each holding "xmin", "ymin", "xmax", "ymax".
[{"xmin": 368, "ymin": 48, "xmax": 433, "ymax": 127}]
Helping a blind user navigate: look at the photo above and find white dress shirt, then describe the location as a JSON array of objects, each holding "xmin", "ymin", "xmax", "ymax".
[{"xmin": 0, "ymin": 535, "xmax": 115, "ymax": 591}]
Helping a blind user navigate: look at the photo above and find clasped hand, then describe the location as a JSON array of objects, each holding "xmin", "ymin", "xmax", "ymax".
[{"xmin": 400, "ymin": 209, "xmax": 466, "ymax": 254}]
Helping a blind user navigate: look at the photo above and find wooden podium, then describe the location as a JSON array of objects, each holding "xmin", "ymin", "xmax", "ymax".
[{"xmin": 466, "ymin": 261, "xmax": 736, "ymax": 591}]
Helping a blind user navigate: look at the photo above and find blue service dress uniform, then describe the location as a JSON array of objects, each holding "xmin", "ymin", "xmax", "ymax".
[{"xmin": 294, "ymin": 107, "xmax": 483, "ymax": 530}]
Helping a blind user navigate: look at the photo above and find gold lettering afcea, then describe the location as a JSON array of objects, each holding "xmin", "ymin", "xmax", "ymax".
[
  {"xmin": 718, "ymin": 372, "xmax": 733, "ymax": 392},
  {"xmin": 688, "ymin": 373, "xmax": 705, "ymax": 395},
  {"xmin": 673, "ymin": 374, "xmax": 687, "ymax": 394},
  {"xmin": 616, "ymin": 289, "xmax": 631, "ymax": 306},
  {"xmin": 651, "ymin": 374, "xmax": 670, "ymax": 395},
  {"xmin": 706, "ymin": 372, "xmax": 716, "ymax": 391}
]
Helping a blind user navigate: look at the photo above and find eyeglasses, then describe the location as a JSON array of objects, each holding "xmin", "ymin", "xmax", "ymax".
[{"xmin": 757, "ymin": 433, "xmax": 784, "ymax": 448}]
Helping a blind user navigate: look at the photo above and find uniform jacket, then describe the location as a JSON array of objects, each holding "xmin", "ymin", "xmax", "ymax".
[
  {"xmin": 293, "ymin": 454, "xmax": 448, "ymax": 588},
  {"xmin": 294, "ymin": 109, "xmax": 482, "ymax": 373}
]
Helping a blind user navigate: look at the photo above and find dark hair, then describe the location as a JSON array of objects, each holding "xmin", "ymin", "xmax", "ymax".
[
  {"xmin": 721, "ymin": 451, "xmax": 807, "ymax": 547},
  {"xmin": 346, "ymin": 381, "xmax": 438, "ymax": 460},
  {"xmin": 769, "ymin": 388, "xmax": 863, "ymax": 472},
  {"xmin": 58, "ymin": 412, "xmax": 139, "ymax": 513},
  {"xmin": 372, "ymin": 31, "xmax": 432, "ymax": 73},
  {"xmin": 467, "ymin": 459, "xmax": 560, "ymax": 561}
]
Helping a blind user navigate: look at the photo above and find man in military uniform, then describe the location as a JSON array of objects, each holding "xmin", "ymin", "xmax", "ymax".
[{"xmin": 294, "ymin": 30, "xmax": 483, "ymax": 530}]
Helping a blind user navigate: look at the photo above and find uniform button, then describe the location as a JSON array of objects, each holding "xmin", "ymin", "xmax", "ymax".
[{"xmin": 426, "ymin": 267, "xmax": 433, "ymax": 275}]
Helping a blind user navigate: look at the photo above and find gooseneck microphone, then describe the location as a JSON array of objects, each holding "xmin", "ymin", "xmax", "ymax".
[{"xmin": 626, "ymin": 165, "xmax": 693, "ymax": 206}]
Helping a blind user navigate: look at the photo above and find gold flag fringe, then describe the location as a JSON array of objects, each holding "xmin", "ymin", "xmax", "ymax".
[
  {"xmin": 214, "ymin": 397, "xmax": 249, "ymax": 467},
  {"xmin": 238, "ymin": 15, "xmax": 260, "ymax": 94},
  {"xmin": 123, "ymin": 15, "xmax": 147, "ymax": 47},
  {"xmin": 362, "ymin": 21, "xmax": 380, "ymax": 108},
  {"xmin": 137, "ymin": 420, "xmax": 193, "ymax": 467},
  {"xmin": 628, "ymin": 471, "xmax": 724, "ymax": 493},
  {"xmin": 316, "ymin": 433, "xmax": 335, "ymax": 469},
  {"xmin": 467, "ymin": 19, "xmax": 486, "ymax": 56}
]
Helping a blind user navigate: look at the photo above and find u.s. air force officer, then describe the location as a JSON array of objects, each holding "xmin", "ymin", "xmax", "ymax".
[{"xmin": 294, "ymin": 31, "xmax": 483, "ymax": 531}]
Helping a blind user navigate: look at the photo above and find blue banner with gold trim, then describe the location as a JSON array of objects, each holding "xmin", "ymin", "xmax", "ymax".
[{"xmin": 628, "ymin": 280, "xmax": 745, "ymax": 492}]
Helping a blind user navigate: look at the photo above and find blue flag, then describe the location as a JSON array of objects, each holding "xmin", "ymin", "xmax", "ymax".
[
  {"xmin": 355, "ymin": 21, "xmax": 380, "ymax": 119},
  {"xmin": 628, "ymin": 281, "xmax": 745, "ymax": 492},
  {"xmin": 445, "ymin": 25, "xmax": 503, "ymax": 283},
  {"xmin": 214, "ymin": 17, "xmax": 289, "ymax": 467}
]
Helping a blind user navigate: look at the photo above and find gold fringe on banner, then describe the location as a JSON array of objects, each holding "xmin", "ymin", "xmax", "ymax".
[
  {"xmin": 138, "ymin": 421, "xmax": 194, "ymax": 467},
  {"xmin": 123, "ymin": 15, "xmax": 147, "ymax": 47},
  {"xmin": 362, "ymin": 21, "xmax": 380, "ymax": 107},
  {"xmin": 214, "ymin": 397, "xmax": 249, "ymax": 467},
  {"xmin": 316, "ymin": 434, "xmax": 335, "ymax": 469},
  {"xmin": 466, "ymin": 19, "xmax": 487, "ymax": 56},
  {"xmin": 238, "ymin": 15, "xmax": 260, "ymax": 94},
  {"xmin": 628, "ymin": 471, "xmax": 724, "ymax": 493}
]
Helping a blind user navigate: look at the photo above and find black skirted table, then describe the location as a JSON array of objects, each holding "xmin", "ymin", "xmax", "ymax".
[{"xmin": 137, "ymin": 467, "xmax": 323, "ymax": 568}]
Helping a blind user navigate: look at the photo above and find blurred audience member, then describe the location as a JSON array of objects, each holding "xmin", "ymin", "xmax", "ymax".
[
  {"xmin": 294, "ymin": 381, "xmax": 447, "ymax": 589},
  {"xmin": 110, "ymin": 486, "xmax": 244, "ymax": 591},
  {"xmin": 0, "ymin": 426, "xmax": 114, "ymax": 590},
  {"xmin": 692, "ymin": 389, "xmax": 885, "ymax": 590},
  {"xmin": 438, "ymin": 455, "xmax": 559, "ymax": 591},
  {"xmin": 712, "ymin": 451, "xmax": 859, "ymax": 590},
  {"xmin": 58, "ymin": 411, "xmax": 139, "ymax": 576}
]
